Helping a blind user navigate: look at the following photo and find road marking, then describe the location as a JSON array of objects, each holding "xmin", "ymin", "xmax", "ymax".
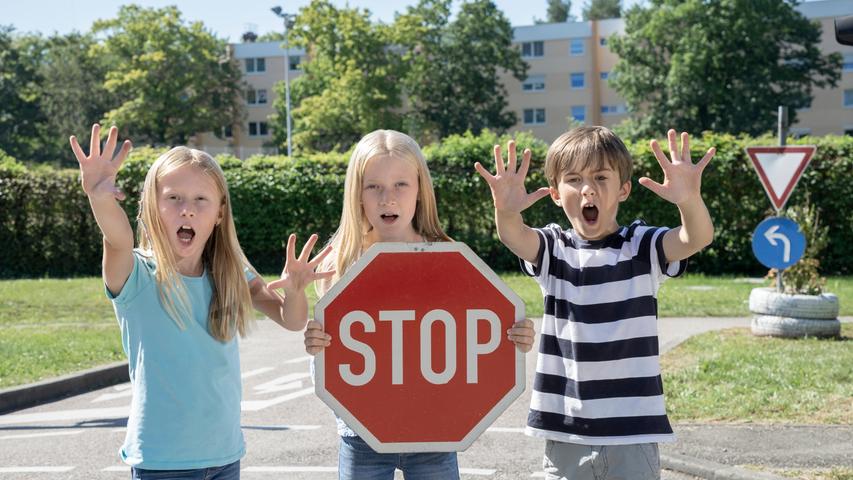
[
  {"xmin": 486, "ymin": 427, "xmax": 525, "ymax": 433},
  {"xmin": 0, "ymin": 430, "xmax": 84, "ymax": 441},
  {"xmin": 243, "ymin": 466, "xmax": 337, "ymax": 472},
  {"xmin": 0, "ymin": 406, "xmax": 129, "ymax": 425},
  {"xmin": 284, "ymin": 356, "xmax": 312, "ymax": 364},
  {"xmin": 103, "ymin": 466, "xmax": 130, "ymax": 472},
  {"xmin": 0, "ymin": 467, "xmax": 75, "ymax": 473},
  {"xmin": 530, "ymin": 473, "xmax": 546, "ymax": 477},
  {"xmin": 460, "ymin": 467, "xmax": 496, "ymax": 475},
  {"xmin": 241, "ymin": 367, "xmax": 275, "ymax": 379},
  {"xmin": 241, "ymin": 424, "xmax": 322, "ymax": 431},
  {"xmin": 93, "ymin": 390, "xmax": 133, "ymax": 403},
  {"xmin": 253, "ymin": 372, "xmax": 311, "ymax": 394},
  {"xmin": 241, "ymin": 387, "xmax": 314, "ymax": 411}
]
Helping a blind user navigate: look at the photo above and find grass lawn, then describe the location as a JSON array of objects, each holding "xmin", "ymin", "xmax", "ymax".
[
  {"xmin": 1, "ymin": 274, "xmax": 851, "ymax": 389},
  {"xmin": 662, "ymin": 324, "xmax": 853, "ymax": 424}
]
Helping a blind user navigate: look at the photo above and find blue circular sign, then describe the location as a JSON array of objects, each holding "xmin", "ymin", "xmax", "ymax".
[{"xmin": 751, "ymin": 217, "xmax": 806, "ymax": 270}]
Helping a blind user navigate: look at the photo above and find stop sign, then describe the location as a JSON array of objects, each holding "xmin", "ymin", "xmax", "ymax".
[{"xmin": 314, "ymin": 242, "xmax": 525, "ymax": 453}]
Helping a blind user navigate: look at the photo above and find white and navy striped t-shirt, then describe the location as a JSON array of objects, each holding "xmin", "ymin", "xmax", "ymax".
[{"xmin": 521, "ymin": 221, "xmax": 686, "ymax": 445}]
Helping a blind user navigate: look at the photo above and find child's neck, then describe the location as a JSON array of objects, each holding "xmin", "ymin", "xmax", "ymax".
[
  {"xmin": 364, "ymin": 228, "xmax": 424, "ymax": 248},
  {"xmin": 176, "ymin": 255, "xmax": 205, "ymax": 277}
]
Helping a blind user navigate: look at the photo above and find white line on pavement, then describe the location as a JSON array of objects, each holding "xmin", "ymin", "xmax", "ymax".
[
  {"xmin": 530, "ymin": 473, "xmax": 546, "ymax": 477},
  {"xmin": 241, "ymin": 387, "xmax": 314, "ymax": 411},
  {"xmin": 284, "ymin": 356, "xmax": 312, "ymax": 364},
  {"xmin": 241, "ymin": 367, "xmax": 275, "ymax": 379},
  {"xmin": 93, "ymin": 390, "xmax": 133, "ymax": 403},
  {"xmin": 0, "ymin": 406, "xmax": 129, "ymax": 425},
  {"xmin": 241, "ymin": 424, "xmax": 322, "ymax": 431},
  {"xmin": 485, "ymin": 427, "xmax": 525, "ymax": 433},
  {"xmin": 0, "ymin": 467, "xmax": 75, "ymax": 473},
  {"xmin": 253, "ymin": 372, "xmax": 311, "ymax": 393},
  {"xmin": 243, "ymin": 466, "xmax": 337, "ymax": 473},
  {"xmin": 102, "ymin": 466, "xmax": 130, "ymax": 472},
  {"xmin": 0, "ymin": 430, "xmax": 84, "ymax": 441},
  {"xmin": 460, "ymin": 467, "xmax": 496, "ymax": 475}
]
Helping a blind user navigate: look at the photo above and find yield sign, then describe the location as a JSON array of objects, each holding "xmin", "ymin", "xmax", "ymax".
[{"xmin": 745, "ymin": 146, "xmax": 816, "ymax": 211}]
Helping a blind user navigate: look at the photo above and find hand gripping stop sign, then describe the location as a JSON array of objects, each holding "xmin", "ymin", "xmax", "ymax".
[{"xmin": 314, "ymin": 242, "xmax": 525, "ymax": 453}]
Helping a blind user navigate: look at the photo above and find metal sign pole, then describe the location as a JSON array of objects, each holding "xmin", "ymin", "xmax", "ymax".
[{"xmin": 776, "ymin": 106, "xmax": 788, "ymax": 293}]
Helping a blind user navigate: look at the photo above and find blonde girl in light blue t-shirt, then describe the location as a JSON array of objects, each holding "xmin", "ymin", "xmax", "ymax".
[{"xmin": 70, "ymin": 123, "xmax": 333, "ymax": 479}]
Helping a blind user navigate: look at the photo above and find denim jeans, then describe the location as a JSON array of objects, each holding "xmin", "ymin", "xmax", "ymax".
[
  {"xmin": 338, "ymin": 435, "xmax": 459, "ymax": 480},
  {"xmin": 130, "ymin": 460, "xmax": 240, "ymax": 480}
]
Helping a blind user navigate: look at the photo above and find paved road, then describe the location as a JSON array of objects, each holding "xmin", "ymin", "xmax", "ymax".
[{"xmin": 0, "ymin": 318, "xmax": 739, "ymax": 479}]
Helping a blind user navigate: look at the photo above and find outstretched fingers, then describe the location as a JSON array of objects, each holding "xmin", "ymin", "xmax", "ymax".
[
  {"xmin": 474, "ymin": 162, "xmax": 497, "ymax": 185},
  {"xmin": 680, "ymin": 131, "xmax": 691, "ymax": 163},
  {"xmin": 298, "ymin": 233, "xmax": 319, "ymax": 262},
  {"xmin": 666, "ymin": 129, "xmax": 679, "ymax": 162},
  {"xmin": 493, "ymin": 144, "xmax": 505, "ymax": 175},
  {"xmin": 506, "ymin": 140, "xmax": 517, "ymax": 174},
  {"xmin": 69, "ymin": 136, "xmax": 87, "ymax": 164},
  {"xmin": 696, "ymin": 147, "xmax": 716, "ymax": 173},
  {"xmin": 649, "ymin": 139, "xmax": 670, "ymax": 172},
  {"xmin": 89, "ymin": 124, "xmax": 101, "ymax": 160},
  {"xmin": 638, "ymin": 177, "xmax": 666, "ymax": 197},
  {"xmin": 517, "ymin": 148, "xmax": 532, "ymax": 179}
]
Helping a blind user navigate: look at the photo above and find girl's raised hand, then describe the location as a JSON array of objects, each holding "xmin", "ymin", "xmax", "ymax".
[
  {"xmin": 640, "ymin": 130, "xmax": 715, "ymax": 205},
  {"xmin": 507, "ymin": 318, "xmax": 535, "ymax": 353},
  {"xmin": 69, "ymin": 124, "xmax": 132, "ymax": 200},
  {"xmin": 267, "ymin": 234, "xmax": 335, "ymax": 295},
  {"xmin": 474, "ymin": 140, "xmax": 550, "ymax": 215}
]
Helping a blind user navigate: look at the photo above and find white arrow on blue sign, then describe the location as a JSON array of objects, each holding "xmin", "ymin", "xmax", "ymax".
[{"xmin": 751, "ymin": 217, "xmax": 806, "ymax": 270}]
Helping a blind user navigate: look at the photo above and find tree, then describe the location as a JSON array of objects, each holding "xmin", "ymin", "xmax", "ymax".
[
  {"xmin": 394, "ymin": 0, "xmax": 528, "ymax": 141},
  {"xmin": 91, "ymin": 5, "xmax": 245, "ymax": 146},
  {"xmin": 0, "ymin": 27, "xmax": 45, "ymax": 160},
  {"xmin": 609, "ymin": 0, "xmax": 841, "ymax": 138},
  {"xmin": 32, "ymin": 32, "xmax": 113, "ymax": 165},
  {"xmin": 535, "ymin": 0, "xmax": 575, "ymax": 23},
  {"xmin": 276, "ymin": 0, "xmax": 402, "ymax": 152},
  {"xmin": 582, "ymin": 0, "xmax": 621, "ymax": 20}
]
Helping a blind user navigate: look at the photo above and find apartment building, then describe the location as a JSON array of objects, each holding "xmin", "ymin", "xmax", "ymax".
[{"xmin": 194, "ymin": 0, "xmax": 852, "ymax": 157}]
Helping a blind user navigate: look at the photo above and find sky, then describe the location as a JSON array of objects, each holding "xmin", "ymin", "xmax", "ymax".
[{"xmin": 6, "ymin": 0, "xmax": 646, "ymax": 42}]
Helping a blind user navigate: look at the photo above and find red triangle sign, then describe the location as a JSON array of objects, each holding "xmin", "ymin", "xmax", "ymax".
[{"xmin": 745, "ymin": 146, "xmax": 816, "ymax": 211}]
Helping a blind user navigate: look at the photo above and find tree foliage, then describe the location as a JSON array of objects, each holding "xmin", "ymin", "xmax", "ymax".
[
  {"xmin": 0, "ymin": 26, "xmax": 45, "ymax": 161},
  {"xmin": 277, "ymin": 0, "xmax": 402, "ymax": 153},
  {"xmin": 393, "ymin": 0, "xmax": 528, "ymax": 142},
  {"xmin": 609, "ymin": 0, "xmax": 841, "ymax": 138},
  {"xmin": 582, "ymin": 0, "xmax": 621, "ymax": 20},
  {"xmin": 535, "ymin": 0, "xmax": 575, "ymax": 23},
  {"xmin": 91, "ymin": 5, "xmax": 245, "ymax": 146}
]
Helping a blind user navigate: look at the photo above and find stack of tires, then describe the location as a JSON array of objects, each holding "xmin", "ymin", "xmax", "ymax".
[{"xmin": 749, "ymin": 288, "xmax": 840, "ymax": 338}]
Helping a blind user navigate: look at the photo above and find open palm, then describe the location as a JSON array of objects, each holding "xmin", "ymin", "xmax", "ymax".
[
  {"xmin": 267, "ymin": 234, "xmax": 335, "ymax": 295},
  {"xmin": 474, "ymin": 141, "xmax": 550, "ymax": 214},
  {"xmin": 640, "ymin": 130, "xmax": 715, "ymax": 205},
  {"xmin": 69, "ymin": 124, "xmax": 132, "ymax": 200}
]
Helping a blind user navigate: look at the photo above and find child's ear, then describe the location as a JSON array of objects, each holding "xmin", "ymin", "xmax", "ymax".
[
  {"xmin": 618, "ymin": 180, "xmax": 631, "ymax": 202},
  {"xmin": 549, "ymin": 186, "xmax": 561, "ymax": 206}
]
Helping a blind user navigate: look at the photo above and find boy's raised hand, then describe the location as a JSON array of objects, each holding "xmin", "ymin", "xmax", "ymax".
[
  {"xmin": 70, "ymin": 124, "xmax": 132, "ymax": 201},
  {"xmin": 268, "ymin": 234, "xmax": 335, "ymax": 296},
  {"xmin": 475, "ymin": 140, "xmax": 550, "ymax": 214},
  {"xmin": 640, "ymin": 130, "xmax": 715, "ymax": 205}
]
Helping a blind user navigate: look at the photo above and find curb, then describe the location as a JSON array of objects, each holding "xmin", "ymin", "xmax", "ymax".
[
  {"xmin": 662, "ymin": 453, "xmax": 787, "ymax": 480},
  {"xmin": 0, "ymin": 361, "xmax": 129, "ymax": 415}
]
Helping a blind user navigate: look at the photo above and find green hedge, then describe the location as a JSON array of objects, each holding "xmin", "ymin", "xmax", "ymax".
[{"xmin": 1, "ymin": 132, "xmax": 851, "ymax": 277}]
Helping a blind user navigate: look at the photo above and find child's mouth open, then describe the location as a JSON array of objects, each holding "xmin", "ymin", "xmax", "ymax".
[
  {"xmin": 177, "ymin": 225, "xmax": 196, "ymax": 245},
  {"xmin": 582, "ymin": 204, "xmax": 599, "ymax": 224},
  {"xmin": 380, "ymin": 213, "xmax": 399, "ymax": 225}
]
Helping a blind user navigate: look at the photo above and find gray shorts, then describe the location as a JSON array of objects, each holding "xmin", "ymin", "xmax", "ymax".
[{"xmin": 542, "ymin": 440, "xmax": 660, "ymax": 480}]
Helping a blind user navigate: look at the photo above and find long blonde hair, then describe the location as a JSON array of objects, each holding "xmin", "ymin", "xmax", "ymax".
[
  {"xmin": 137, "ymin": 147, "xmax": 254, "ymax": 342},
  {"xmin": 318, "ymin": 130, "xmax": 450, "ymax": 295}
]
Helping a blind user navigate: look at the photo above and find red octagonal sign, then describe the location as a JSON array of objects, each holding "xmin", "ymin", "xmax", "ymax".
[{"xmin": 314, "ymin": 242, "xmax": 525, "ymax": 453}]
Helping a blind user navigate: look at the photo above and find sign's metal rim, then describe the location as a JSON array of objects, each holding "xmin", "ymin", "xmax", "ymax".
[
  {"xmin": 313, "ymin": 241, "xmax": 526, "ymax": 453},
  {"xmin": 744, "ymin": 145, "xmax": 816, "ymax": 211}
]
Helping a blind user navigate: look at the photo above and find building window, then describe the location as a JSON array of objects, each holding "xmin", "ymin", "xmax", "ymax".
[
  {"xmin": 845, "ymin": 89, "xmax": 853, "ymax": 108},
  {"xmin": 600, "ymin": 37, "xmax": 607, "ymax": 46},
  {"xmin": 570, "ymin": 38, "xmax": 584, "ymax": 56},
  {"xmin": 248, "ymin": 121, "xmax": 269, "ymax": 136},
  {"xmin": 521, "ymin": 41, "xmax": 544, "ymax": 58},
  {"xmin": 844, "ymin": 55, "xmax": 853, "ymax": 72},
  {"xmin": 523, "ymin": 108, "xmax": 546, "ymax": 125},
  {"xmin": 289, "ymin": 55, "xmax": 302, "ymax": 71},
  {"xmin": 247, "ymin": 88, "xmax": 268, "ymax": 105},
  {"xmin": 570, "ymin": 73, "xmax": 585, "ymax": 89},
  {"xmin": 571, "ymin": 105, "xmax": 586, "ymax": 122},
  {"xmin": 522, "ymin": 75, "xmax": 546, "ymax": 92},
  {"xmin": 245, "ymin": 57, "xmax": 266, "ymax": 73},
  {"xmin": 601, "ymin": 105, "xmax": 626, "ymax": 116},
  {"xmin": 221, "ymin": 125, "xmax": 233, "ymax": 138},
  {"xmin": 600, "ymin": 72, "xmax": 609, "ymax": 80}
]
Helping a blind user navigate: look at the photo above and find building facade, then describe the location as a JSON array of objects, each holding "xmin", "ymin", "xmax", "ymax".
[{"xmin": 194, "ymin": 0, "xmax": 852, "ymax": 157}]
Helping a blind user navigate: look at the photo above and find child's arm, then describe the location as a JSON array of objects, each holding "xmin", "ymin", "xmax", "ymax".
[
  {"xmin": 70, "ymin": 124, "xmax": 134, "ymax": 296},
  {"xmin": 640, "ymin": 130, "xmax": 716, "ymax": 263},
  {"xmin": 475, "ymin": 141, "xmax": 551, "ymax": 265},
  {"xmin": 254, "ymin": 233, "xmax": 334, "ymax": 331}
]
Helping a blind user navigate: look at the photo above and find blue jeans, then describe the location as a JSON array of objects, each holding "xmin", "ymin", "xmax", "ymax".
[
  {"xmin": 339, "ymin": 436, "xmax": 459, "ymax": 480},
  {"xmin": 130, "ymin": 460, "xmax": 240, "ymax": 480}
]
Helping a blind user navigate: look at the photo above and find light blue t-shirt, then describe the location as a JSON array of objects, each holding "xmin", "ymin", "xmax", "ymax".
[{"xmin": 107, "ymin": 250, "xmax": 253, "ymax": 469}]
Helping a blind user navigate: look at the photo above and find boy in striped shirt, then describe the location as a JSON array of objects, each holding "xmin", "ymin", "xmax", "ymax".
[{"xmin": 475, "ymin": 126, "xmax": 715, "ymax": 479}]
